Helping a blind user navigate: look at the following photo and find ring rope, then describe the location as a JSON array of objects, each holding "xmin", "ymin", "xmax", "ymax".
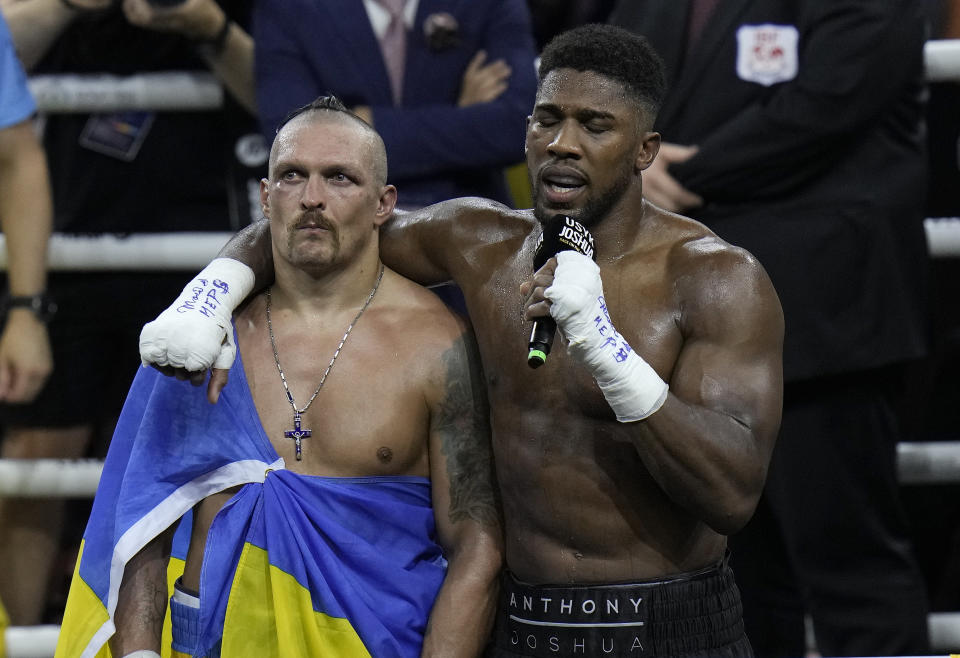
[
  {"xmin": 0, "ymin": 219, "xmax": 957, "ymax": 273},
  {"xmin": 2, "ymin": 441, "xmax": 958, "ymax": 499},
  {"xmin": 28, "ymin": 71, "xmax": 223, "ymax": 113},
  {"xmin": 20, "ymin": 40, "xmax": 960, "ymax": 116},
  {"xmin": 925, "ymin": 39, "xmax": 960, "ymax": 83},
  {"xmin": 0, "ymin": 232, "xmax": 234, "ymax": 271}
]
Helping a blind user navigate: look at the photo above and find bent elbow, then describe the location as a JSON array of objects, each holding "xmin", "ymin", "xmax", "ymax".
[
  {"xmin": 705, "ymin": 476, "xmax": 764, "ymax": 535},
  {"xmin": 711, "ymin": 454, "xmax": 770, "ymax": 534},
  {"xmin": 709, "ymin": 496, "xmax": 760, "ymax": 535}
]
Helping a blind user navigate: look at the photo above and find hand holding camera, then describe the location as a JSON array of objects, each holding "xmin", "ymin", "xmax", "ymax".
[{"xmin": 122, "ymin": 0, "xmax": 227, "ymax": 45}]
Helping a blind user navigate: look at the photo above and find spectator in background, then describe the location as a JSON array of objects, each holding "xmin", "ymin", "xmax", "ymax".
[
  {"xmin": 609, "ymin": 1, "xmax": 931, "ymax": 655},
  {"xmin": 0, "ymin": 5, "xmax": 55, "ymax": 626},
  {"xmin": 0, "ymin": 0, "xmax": 261, "ymax": 626},
  {"xmin": 254, "ymin": 0, "xmax": 537, "ymax": 211},
  {"xmin": 0, "ymin": 9, "xmax": 53, "ymax": 407}
]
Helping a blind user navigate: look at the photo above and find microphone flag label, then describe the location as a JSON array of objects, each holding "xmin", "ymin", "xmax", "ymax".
[{"xmin": 534, "ymin": 215, "xmax": 596, "ymax": 270}]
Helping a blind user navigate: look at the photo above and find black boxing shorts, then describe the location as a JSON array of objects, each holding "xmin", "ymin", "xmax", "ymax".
[{"xmin": 488, "ymin": 557, "xmax": 753, "ymax": 657}]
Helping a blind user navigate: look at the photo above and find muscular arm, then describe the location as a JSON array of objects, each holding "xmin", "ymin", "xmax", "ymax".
[
  {"xmin": 212, "ymin": 198, "xmax": 462, "ymax": 289},
  {"xmin": 212, "ymin": 197, "xmax": 479, "ymax": 292},
  {"xmin": 109, "ymin": 527, "xmax": 174, "ymax": 655},
  {"xmin": 379, "ymin": 202, "xmax": 466, "ymax": 286},
  {"xmin": 216, "ymin": 218, "xmax": 273, "ymax": 289},
  {"xmin": 526, "ymin": 243, "xmax": 783, "ymax": 535},
  {"xmin": 139, "ymin": 198, "xmax": 498, "ymax": 393},
  {"xmin": 422, "ymin": 326, "xmax": 502, "ymax": 657},
  {"xmin": 631, "ymin": 250, "xmax": 783, "ymax": 534}
]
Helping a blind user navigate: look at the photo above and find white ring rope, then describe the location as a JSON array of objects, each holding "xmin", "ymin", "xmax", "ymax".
[
  {"xmin": 0, "ymin": 232, "xmax": 234, "ymax": 271},
  {"xmin": 0, "ymin": 219, "xmax": 956, "ymax": 273},
  {"xmin": 0, "ymin": 459, "xmax": 103, "ymax": 498},
  {"xmin": 898, "ymin": 441, "xmax": 960, "ymax": 485},
  {"xmin": 28, "ymin": 71, "xmax": 223, "ymax": 113},
  {"xmin": 5, "ymin": 625, "xmax": 60, "ymax": 658},
  {"xmin": 925, "ymin": 218, "xmax": 960, "ymax": 259},
  {"xmin": 21, "ymin": 40, "xmax": 960, "ymax": 115},
  {"xmin": 925, "ymin": 39, "xmax": 960, "ymax": 83},
  {"xmin": 1, "ymin": 442, "xmax": 956, "ymax": 499}
]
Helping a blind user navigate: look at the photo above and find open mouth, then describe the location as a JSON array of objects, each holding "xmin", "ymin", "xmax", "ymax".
[{"xmin": 540, "ymin": 167, "xmax": 587, "ymax": 204}]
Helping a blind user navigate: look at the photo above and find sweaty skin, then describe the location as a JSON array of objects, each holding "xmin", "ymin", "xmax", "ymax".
[
  {"xmin": 196, "ymin": 68, "xmax": 784, "ymax": 586},
  {"xmin": 114, "ymin": 111, "xmax": 501, "ymax": 658},
  {"xmin": 378, "ymin": 68, "xmax": 784, "ymax": 584},
  {"xmin": 383, "ymin": 197, "xmax": 782, "ymax": 584}
]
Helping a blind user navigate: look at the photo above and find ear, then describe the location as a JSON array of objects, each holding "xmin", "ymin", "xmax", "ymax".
[
  {"xmin": 259, "ymin": 178, "xmax": 270, "ymax": 218},
  {"xmin": 635, "ymin": 131, "xmax": 661, "ymax": 172},
  {"xmin": 373, "ymin": 184, "xmax": 398, "ymax": 228}
]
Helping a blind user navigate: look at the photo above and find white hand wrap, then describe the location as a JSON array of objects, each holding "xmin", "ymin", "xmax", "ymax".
[
  {"xmin": 121, "ymin": 652, "xmax": 161, "ymax": 658},
  {"xmin": 139, "ymin": 258, "xmax": 255, "ymax": 371},
  {"xmin": 545, "ymin": 251, "xmax": 669, "ymax": 422}
]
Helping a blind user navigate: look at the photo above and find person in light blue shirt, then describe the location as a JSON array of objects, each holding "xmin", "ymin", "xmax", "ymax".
[{"xmin": 0, "ymin": 14, "xmax": 34, "ymax": 126}]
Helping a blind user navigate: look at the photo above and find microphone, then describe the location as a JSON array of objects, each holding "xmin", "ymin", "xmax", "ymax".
[{"xmin": 527, "ymin": 215, "xmax": 596, "ymax": 369}]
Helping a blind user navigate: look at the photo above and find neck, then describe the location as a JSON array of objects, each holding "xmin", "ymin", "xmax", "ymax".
[
  {"xmin": 271, "ymin": 252, "xmax": 384, "ymax": 317},
  {"xmin": 588, "ymin": 189, "xmax": 649, "ymax": 262}
]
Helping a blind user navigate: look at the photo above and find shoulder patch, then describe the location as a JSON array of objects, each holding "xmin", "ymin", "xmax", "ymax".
[{"xmin": 736, "ymin": 24, "xmax": 799, "ymax": 87}]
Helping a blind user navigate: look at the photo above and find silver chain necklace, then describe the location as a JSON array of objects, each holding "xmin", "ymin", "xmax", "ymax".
[{"xmin": 265, "ymin": 263, "xmax": 385, "ymax": 460}]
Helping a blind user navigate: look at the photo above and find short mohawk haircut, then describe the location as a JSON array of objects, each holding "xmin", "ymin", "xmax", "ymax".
[
  {"xmin": 270, "ymin": 95, "xmax": 388, "ymax": 184},
  {"xmin": 276, "ymin": 95, "xmax": 366, "ymax": 134},
  {"xmin": 538, "ymin": 24, "xmax": 667, "ymax": 118}
]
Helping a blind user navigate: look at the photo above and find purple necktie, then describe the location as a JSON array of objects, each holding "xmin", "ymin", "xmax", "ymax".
[
  {"xmin": 686, "ymin": 0, "xmax": 721, "ymax": 57},
  {"xmin": 374, "ymin": 0, "xmax": 407, "ymax": 105}
]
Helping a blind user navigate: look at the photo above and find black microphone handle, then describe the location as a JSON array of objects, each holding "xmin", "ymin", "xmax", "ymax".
[{"xmin": 527, "ymin": 317, "xmax": 557, "ymax": 369}]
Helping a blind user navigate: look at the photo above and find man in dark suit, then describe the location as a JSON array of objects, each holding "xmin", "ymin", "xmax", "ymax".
[
  {"xmin": 608, "ymin": 1, "xmax": 931, "ymax": 655},
  {"xmin": 254, "ymin": 0, "xmax": 537, "ymax": 210}
]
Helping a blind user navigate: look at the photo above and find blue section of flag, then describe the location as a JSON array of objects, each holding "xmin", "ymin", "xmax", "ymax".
[{"xmin": 63, "ymin": 333, "xmax": 446, "ymax": 657}]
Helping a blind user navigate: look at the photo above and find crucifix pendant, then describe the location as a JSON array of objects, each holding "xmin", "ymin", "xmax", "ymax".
[{"xmin": 284, "ymin": 411, "xmax": 312, "ymax": 461}]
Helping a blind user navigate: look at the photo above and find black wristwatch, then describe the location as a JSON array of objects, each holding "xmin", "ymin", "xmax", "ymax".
[{"xmin": 2, "ymin": 293, "xmax": 58, "ymax": 324}]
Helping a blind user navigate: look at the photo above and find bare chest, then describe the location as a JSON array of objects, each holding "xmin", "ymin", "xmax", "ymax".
[{"xmin": 237, "ymin": 323, "xmax": 431, "ymax": 477}]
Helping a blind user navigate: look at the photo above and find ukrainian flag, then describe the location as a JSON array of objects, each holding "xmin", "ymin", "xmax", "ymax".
[{"xmin": 56, "ymin": 345, "xmax": 446, "ymax": 658}]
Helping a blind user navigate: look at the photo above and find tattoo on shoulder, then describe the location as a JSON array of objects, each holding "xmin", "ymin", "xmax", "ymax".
[{"xmin": 435, "ymin": 331, "xmax": 500, "ymax": 527}]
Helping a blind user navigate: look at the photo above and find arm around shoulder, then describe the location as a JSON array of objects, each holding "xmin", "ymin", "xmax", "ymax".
[
  {"xmin": 138, "ymin": 221, "xmax": 270, "ymax": 386},
  {"xmin": 381, "ymin": 196, "xmax": 518, "ymax": 287}
]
